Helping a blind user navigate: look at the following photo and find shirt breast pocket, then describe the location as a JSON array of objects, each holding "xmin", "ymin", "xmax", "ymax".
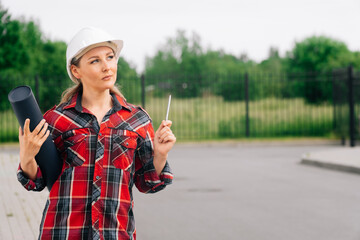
[
  {"xmin": 63, "ymin": 129, "xmax": 89, "ymax": 167},
  {"xmin": 111, "ymin": 130, "xmax": 138, "ymax": 171}
]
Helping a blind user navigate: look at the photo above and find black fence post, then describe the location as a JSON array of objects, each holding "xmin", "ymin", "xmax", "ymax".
[
  {"xmin": 141, "ymin": 74, "xmax": 145, "ymax": 109},
  {"xmin": 348, "ymin": 65, "xmax": 355, "ymax": 147},
  {"xmin": 245, "ymin": 73, "xmax": 250, "ymax": 137},
  {"xmin": 35, "ymin": 74, "xmax": 40, "ymax": 104},
  {"xmin": 331, "ymin": 71, "xmax": 336, "ymax": 131}
]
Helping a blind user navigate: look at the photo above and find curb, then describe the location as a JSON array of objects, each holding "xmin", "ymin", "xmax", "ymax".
[
  {"xmin": 300, "ymin": 148, "xmax": 360, "ymax": 175},
  {"xmin": 301, "ymin": 157, "xmax": 360, "ymax": 175}
]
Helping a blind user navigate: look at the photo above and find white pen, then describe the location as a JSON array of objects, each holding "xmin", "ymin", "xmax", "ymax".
[{"xmin": 165, "ymin": 95, "xmax": 171, "ymax": 121}]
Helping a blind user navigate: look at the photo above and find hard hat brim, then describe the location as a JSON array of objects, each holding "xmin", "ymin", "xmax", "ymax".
[{"xmin": 67, "ymin": 40, "xmax": 123, "ymax": 83}]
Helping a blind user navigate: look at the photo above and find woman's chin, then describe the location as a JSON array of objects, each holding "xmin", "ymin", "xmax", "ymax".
[{"xmin": 102, "ymin": 80, "xmax": 116, "ymax": 89}]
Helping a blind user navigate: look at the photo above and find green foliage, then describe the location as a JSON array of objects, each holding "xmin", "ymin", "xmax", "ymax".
[
  {"xmin": 287, "ymin": 36, "xmax": 352, "ymax": 72},
  {"xmin": 351, "ymin": 51, "xmax": 360, "ymax": 69},
  {"xmin": 202, "ymin": 50, "xmax": 257, "ymax": 75},
  {"xmin": 218, "ymin": 116, "xmax": 249, "ymax": 138},
  {"xmin": 145, "ymin": 30, "xmax": 259, "ymax": 99},
  {"xmin": 258, "ymin": 47, "xmax": 285, "ymax": 73},
  {"xmin": 0, "ymin": 5, "xmax": 66, "ymax": 77},
  {"xmin": 0, "ymin": 3, "xmax": 68, "ymax": 111},
  {"xmin": 0, "ymin": 6, "xmax": 29, "ymax": 72},
  {"xmin": 117, "ymin": 57, "xmax": 141, "ymax": 104},
  {"xmin": 40, "ymin": 41, "xmax": 67, "ymax": 76},
  {"xmin": 145, "ymin": 30, "xmax": 203, "ymax": 76},
  {"xmin": 286, "ymin": 36, "xmax": 353, "ymax": 104},
  {"xmin": 145, "ymin": 31, "xmax": 359, "ymax": 104},
  {"xmin": 145, "ymin": 30, "xmax": 205, "ymax": 98},
  {"xmin": 216, "ymin": 74, "xmax": 245, "ymax": 101}
]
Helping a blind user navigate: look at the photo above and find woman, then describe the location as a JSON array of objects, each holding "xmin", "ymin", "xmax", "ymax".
[{"xmin": 17, "ymin": 27, "xmax": 176, "ymax": 239}]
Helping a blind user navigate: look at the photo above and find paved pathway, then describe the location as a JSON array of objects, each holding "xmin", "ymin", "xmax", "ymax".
[
  {"xmin": 134, "ymin": 143, "xmax": 360, "ymax": 240},
  {"xmin": 0, "ymin": 148, "xmax": 47, "ymax": 240},
  {"xmin": 1, "ymin": 142, "xmax": 359, "ymax": 240}
]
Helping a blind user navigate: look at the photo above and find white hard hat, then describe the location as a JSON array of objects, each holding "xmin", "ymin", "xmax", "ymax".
[{"xmin": 66, "ymin": 27, "xmax": 123, "ymax": 83}]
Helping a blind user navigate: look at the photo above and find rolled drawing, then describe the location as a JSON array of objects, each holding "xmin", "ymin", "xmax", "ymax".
[{"xmin": 8, "ymin": 86, "xmax": 62, "ymax": 191}]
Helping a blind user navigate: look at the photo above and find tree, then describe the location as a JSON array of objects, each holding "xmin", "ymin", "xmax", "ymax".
[
  {"xmin": 0, "ymin": 5, "xmax": 29, "ymax": 73},
  {"xmin": 116, "ymin": 57, "xmax": 140, "ymax": 103},
  {"xmin": 258, "ymin": 47, "xmax": 284, "ymax": 73},
  {"xmin": 145, "ymin": 30, "xmax": 205, "ymax": 98},
  {"xmin": 145, "ymin": 29, "xmax": 264, "ymax": 100},
  {"xmin": 287, "ymin": 36, "xmax": 353, "ymax": 72},
  {"xmin": 286, "ymin": 36, "xmax": 353, "ymax": 103},
  {"xmin": 350, "ymin": 51, "xmax": 360, "ymax": 70},
  {"xmin": 145, "ymin": 30, "xmax": 204, "ymax": 76},
  {"xmin": 0, "ymin": 5, "xmax": 30, "ymax": 110}
]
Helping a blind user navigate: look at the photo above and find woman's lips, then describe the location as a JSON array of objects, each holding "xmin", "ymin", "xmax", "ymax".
[{"xmin": 102, "ymin": 75, "xmax": 112, "ymax": 80}]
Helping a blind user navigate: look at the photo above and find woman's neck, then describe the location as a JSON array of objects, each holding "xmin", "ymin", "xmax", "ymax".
[{"xmin": 81, "ymin": 88, "xmax": 113, "ymax": 111}]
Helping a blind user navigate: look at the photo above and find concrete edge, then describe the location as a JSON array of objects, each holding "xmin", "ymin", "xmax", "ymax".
[
  {"xmin": 176, "ymin": 139, "xmax": 341, "ymax": 148},
  {"xmin": 0, "ymin": 143, "xmax": 19, "ymax": 151},
  {"xmin": 300, "ymin": 158, "xmax": 360, "ymax": 175}
]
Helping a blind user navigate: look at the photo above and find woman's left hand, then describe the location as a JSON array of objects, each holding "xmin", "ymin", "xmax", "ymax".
[{"xmin": 154, "ymin": 120, "xmax": 176, "ymax": 157}]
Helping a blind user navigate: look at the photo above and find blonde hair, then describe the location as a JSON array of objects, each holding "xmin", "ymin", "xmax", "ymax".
[{"xmin": 59, "ymin": 82, "xmax": 125, "ymax": 105}]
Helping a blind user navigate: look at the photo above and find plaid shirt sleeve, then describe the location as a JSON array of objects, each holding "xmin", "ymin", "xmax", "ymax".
[
  {"xmin": 134, "ymin": 120, "xmax": 173, "ymax": 193},
  {"xmin": 17, "ymin": 164, "xmax": 45, "ymax": 191},
  {"xmin": 16, "ymin": 105, "xmax": 59, "ymax": 192}
]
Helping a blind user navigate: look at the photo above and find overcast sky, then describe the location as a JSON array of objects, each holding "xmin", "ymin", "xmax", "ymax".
[{"xmin": 2, "ymin": 0, "xmax": 360, "ymax": 72}]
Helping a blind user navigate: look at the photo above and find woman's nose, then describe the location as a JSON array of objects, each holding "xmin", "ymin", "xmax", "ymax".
[{"xmin": 102, "ymin": 61, "xmax": 110, "ymax": 71}]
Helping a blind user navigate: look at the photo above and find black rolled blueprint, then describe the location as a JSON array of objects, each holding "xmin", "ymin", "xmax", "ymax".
[{"xmin": 8, "ymin": 86, "xmax": 62, "ymax": 191}]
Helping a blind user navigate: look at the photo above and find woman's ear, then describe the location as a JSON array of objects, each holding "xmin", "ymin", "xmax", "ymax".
[{"xmin": 71, "ymin": 65, "xmax": 81, "ymax": 79}]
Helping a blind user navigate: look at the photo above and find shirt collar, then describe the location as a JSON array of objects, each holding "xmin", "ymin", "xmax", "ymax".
[
  {"xmin": 112, "ymin": 93, "xmax": 132, "ymax": 112},
  {"xmin": 63, "ymin": 91, "xmax": 132, "ymax": 113}
]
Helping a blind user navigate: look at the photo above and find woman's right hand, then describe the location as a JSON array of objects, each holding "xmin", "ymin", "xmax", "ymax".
[{"xmin": 19, "ymin": 119, "xmax": 50, "ymax": 180}]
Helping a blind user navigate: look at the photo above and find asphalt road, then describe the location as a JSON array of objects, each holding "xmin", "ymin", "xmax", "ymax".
[
  {"xmin": 133, "ymin": 143, "xmax": 360, "ymax": 240},
  {"xmin": 1, "ymin": 142, "xmax": 359, "ymax": 240}
]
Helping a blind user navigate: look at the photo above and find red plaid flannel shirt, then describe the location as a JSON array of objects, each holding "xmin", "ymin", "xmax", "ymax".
[{"xmin": 17, "ymin": 92, "xmax": 173, "ymax": 239}]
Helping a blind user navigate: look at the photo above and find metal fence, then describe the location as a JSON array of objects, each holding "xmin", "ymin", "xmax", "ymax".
[
  {"xmin": 333, "ymin": 66, "xmax": 360, "ymax": 146},
  {"xmin": 1, "ymin": 67, "xmax": 359, "ymax": 144}
]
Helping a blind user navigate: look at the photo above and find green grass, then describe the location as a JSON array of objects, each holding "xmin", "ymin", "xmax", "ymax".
[
  {"xmin": 0, "ymin": 109, "xmax": 19, "ymax": 142},
  {"xmin": 146, "ymin": 96, "xmax": 335, "ymax": 140},
  {"xmin": 0, "ymin": 96, "xmax": 336, "ymax": 142}
]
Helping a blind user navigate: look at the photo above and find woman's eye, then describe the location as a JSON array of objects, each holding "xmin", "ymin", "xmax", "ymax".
[
  {"xmin": 90, "ymin": 59, "xmax": 99, "ymax": 64},
  {"xmin": 108, "ymin": 55, "xmax": 114, "ymax": 60}
]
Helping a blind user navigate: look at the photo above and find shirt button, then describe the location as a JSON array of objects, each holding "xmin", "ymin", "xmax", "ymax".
[
  {"xmin": 96, "ymin": 176, "xmax": 100, "ymax": 180},
  {"xmin": 126, "ymin": 142, "xmax": 129, "ymax": 146},
  {"xmin": 99, "ymin": 133, "xmax": 102, "ymax": 136}
]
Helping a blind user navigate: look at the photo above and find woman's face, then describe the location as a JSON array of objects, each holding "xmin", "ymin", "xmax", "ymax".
[{"xmin": 71, "ymin": 46, "xmax": 117, "ymax": 93}]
